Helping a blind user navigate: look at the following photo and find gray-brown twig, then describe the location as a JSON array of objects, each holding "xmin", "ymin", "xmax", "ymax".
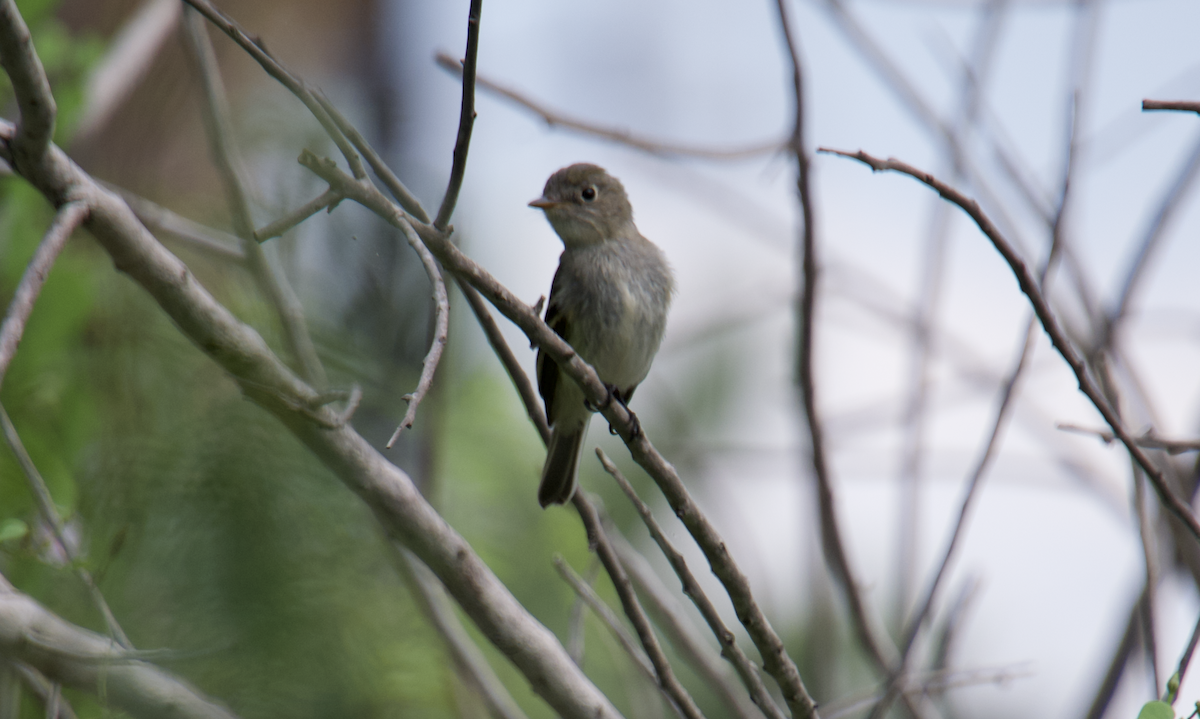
[
  {"xmin": 820, "ymin": 146, "xmax": 1200, "ymax": 544},
  {"xmin": 0, "ymin": 200, "xmax": 87, "ymax": 391},
  {"xmin": 599, "ymin": 450, "xmax": 786, "ymax": 719},
  {"xmin": 434, "ymin": 0, "xmax": 482, "ymax": 231},
  {"xmin": 435, "ymin": 52, "xmax": 782, "ymax": 160},
  {"xmin": 1142, "ymin": 99, "xmax": 1200, "ymax": 114},
  {"xmin": 568, "ymin": 494, "xmax": 707, "ymax": 719}
]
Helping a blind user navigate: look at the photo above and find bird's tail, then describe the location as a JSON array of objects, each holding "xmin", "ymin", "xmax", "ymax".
[{"xmin": 539, "ymin": 425, "xmax": 586, "ymax": 507}]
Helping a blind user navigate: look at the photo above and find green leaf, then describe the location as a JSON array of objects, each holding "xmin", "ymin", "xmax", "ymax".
[
  {"xmin": 1137, "ymin": 701, "xmax": 1175, "ymax": 719},
  {"xmin": 0, "ymin": 518, "xmax": 28, "ymax": 543}
]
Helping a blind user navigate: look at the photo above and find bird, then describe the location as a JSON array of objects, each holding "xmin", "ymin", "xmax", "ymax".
[{"xmin": 529, "ymin": 163, "xmax": 674, "ymax": 507}]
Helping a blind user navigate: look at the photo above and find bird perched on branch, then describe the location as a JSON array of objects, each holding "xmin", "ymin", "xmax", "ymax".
[{"xmin": 529, "ymin": 164, "xmax": 674, "ymax": 507}]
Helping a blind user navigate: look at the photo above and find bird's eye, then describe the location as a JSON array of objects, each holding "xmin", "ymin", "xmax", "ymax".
[{"xmin": 581, "ymin": 186, "xmax": 597, "ymax": 202}]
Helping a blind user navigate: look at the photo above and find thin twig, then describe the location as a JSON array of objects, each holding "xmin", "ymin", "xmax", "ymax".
[
  {"xmin": 181, "ymin": 0, "xmax": 366, "ymax": 179},
  {"xmin": 553, "ymin": 555, "xmax": 659, "ymax": 684},
  {"xmin": 0, "ymin": 403, "xmax": 131, "ymax": 649},
  {"xmin": 776, "ymin": 2, "xmax": 895, "ymax": 713},
  {"xmin": 820, "ymin": 147, "xmax": 1200, "ymax": 544},
  {"xmin": 434, "ymin": 0, "xmax": 482, "ymax": 231},
  {"xmin": 1057, "ymin": 424, "xmax": 1200, "ymax": 455},
  {"xmin": 1142, "ymin": 99, "xmax": 1200, "ymax": 114},
  {"xmin": 313, "ymin": 91, "xmax": 430, "ymax": 223},
  {"xmin": 569, "ymin": 494, "xmax": 708, "ymax": 719},
  {"xmin": 252, "ymin": 188, "xmax": 342, "ymax": 242},
  {"xmin": 385, "ymin": 220, "xmax": 449, "ymax": 447},
  {"xmin": 456, "ymin": 277, "xmax": 550, "ymax": 445},
  {"xmin": 435, "ymin": 52, "xmax": 783, "ymax": 161},
  {"xmin": 1164, "ymin": 607, "xmax": 1200, "ymax": 705},
  {"xmin": 599, "ymin": 450, "xmax": 787, "ymax": 719},
  {"xmin": 181, "ymin": 6, "xmax": 327, "ymax": 388},
  {"xmin": 0, "ymin": 0, "xmax": 54, "ymax": 164},
  {"xmin": 392, "ymin": 547, "xmax": 529, "ymax": 719},
  {"xmin": 114, "ymin": 187, "xmax": 245, "ymax": 262},
  {"xmin": 14, "ymin": 663, "xmax": 78, "ymax": 719},
  {"xmin": 0, "ymin": 200, "xmax": 88, "ymax": 391},
  {"xmin": 1083, "ymin": 588, "xmax": 1145, "ymax": 719},
  {"xmin": 1100, "ymin": 131, "xmax": 1200, "ymax": 350}
]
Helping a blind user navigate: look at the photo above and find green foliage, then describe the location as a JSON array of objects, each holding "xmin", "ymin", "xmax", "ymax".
[{"xmin": 1138, "ymin": 701, "xmax": 1176, "ymax": 719}]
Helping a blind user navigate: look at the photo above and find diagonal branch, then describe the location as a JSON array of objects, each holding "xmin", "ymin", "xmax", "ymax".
[
  {"xmin": 0, "ymin": 571, "xmax": 236, "ymax": 719},
  {"xmin": 181, "ymin": 6, "xmax": 327, "ymax": 388},
  {"xmin": 570, "ymin": 493, "xmax": 707, "ymax": 719},
  {"xmin": 599, "ymin": 450, "xmax": 787, "ymax": 719},
  {"xmin": 385, "ymin": 220, "xmax": 450, "ymax": 446},
  {"xmin": 0, "ymin": 200, "xmax": 88, "ymax": 390},
  {"xmin": 435, "ymin": 52, "xmax": 783, "ymax": 160},
  {"xmin": 819, "ymin": 147, "xmax": 1200, "ymax": 545}
]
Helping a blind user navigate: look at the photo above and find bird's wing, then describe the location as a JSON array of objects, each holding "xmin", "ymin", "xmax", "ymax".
[{"xmin": 537, "ymin": 265, "xmax": 572, "ymax": 426}]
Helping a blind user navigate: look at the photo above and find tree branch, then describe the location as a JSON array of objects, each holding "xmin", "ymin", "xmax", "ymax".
[
  {"xmin": 1142, "ymin": 99, "xmax": 1200, "ymax": 114},
  {"xmin": 0, "ymin": 572, "xmax": 237, "ymax": 719},
  {"xmin": 0, "ymin": 200, "xmax": 87, "ymax": 390},
  {"xmin": 434, "ymin": 0, "xmax": 482, "ymax": 231},
  {"xmin": 819, "ymin": 147, "xmax": 1200, "ymax": 545}
]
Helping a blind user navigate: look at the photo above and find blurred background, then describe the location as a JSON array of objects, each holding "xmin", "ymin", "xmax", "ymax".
[{"xmin": 2, "ymin": 0, "xmax": 1200, "ymax": 717}]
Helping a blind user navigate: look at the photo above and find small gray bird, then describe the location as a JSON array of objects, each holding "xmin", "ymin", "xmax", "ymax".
[{"xmin": 530, "ymin": 164, "xmax": 674, "ymax": 507}]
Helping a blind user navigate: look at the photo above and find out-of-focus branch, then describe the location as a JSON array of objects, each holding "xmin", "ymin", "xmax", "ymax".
[
  {"xmin": 435, "ymin": 52, "xmax": 783, "ymax": 160},
  {"xmin": 1057, "ymin": 424, "xmax": 1200, "ymax": 455},
  {"xmin": 569, "ymin": 494, "xmax": 707, "ymax": 719},
  {"xmin": 457, "ymin": 278, "xmax": 550, "ymax": 445},
  {"xmin": 252, "ymin": 188, "xmax": 342, "ymax": 242},
  {"xmin": 1142, "ymin": 99, "xmax": 1200, "ymax": 114},
  {"xmin": 392, "ymin": 547, "xmax": 529, "ymax": 719},
  {"xmin": 820, "ymin": 147, "xmax": 1200, "ymax": 545},
  {"xmin": 0, "ymin": 572, "xmax": 237, "ymax": 719},
  {"xmin": 385, "ymin": 220, "xmax": 449, "ymax": 446},
  {"xmin": 1163, "ymin": 606, "xmax": 1200, "ymax": 705},
  {"xmin": 434, "ymin": 0, "xmax": 482, "ymax": 230},
  {"xmin": 114, "ymin": 188, "xmax": 246, "ymax": 262},
  {"xmin": 181, "ymin": 6, "xmax": 327, "ymax": 388},
  {"xmin": 599, "ymin": 450, "xmax": 786, "ymax": 719},
  {"xmin": 0, "ymin": 200, "xmax": 87, "ymax": 390},
  {"xmin": 180, "ymin": 0, "xmax": 366, "ymax": 179},
  {"xmin": 0, "ymin": 403, "xmax": 131, "ymax": 648},
  {"xmin": 13, "ymin": 663, "xmax": 79, "ymax": 719},
  {"xmin": 775, "ymin": 3, "xmax": 898, "ymax": 714}
]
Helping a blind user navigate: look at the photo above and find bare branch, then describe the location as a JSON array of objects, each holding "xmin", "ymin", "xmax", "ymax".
[
  {"xmin": 435, "ymin": 53, "xmax": 783, "ymax": 160},
  {"xmin": 14, "ymin": 663, "xmax": 79, "ymax": 719},
  {"xmin": 181, "ymin": 6, "xmax": 327, "ymax": 388},
  {"xmin": 457, "ymin": 278, "xmax": 550, "ymax": 445},
  {"xmin": 776, "ymin": 3, "xmax": 899, "ymax": 712},
  {"xmin": 0, "ymin": 200, "xmax": 87, "ymax": 390},
  {"xmin": 0, "ymin": 572, "xmax": 237, "ymax": 719},
  {"xmin": 0, "ymin": 404, "xmax": 131, "ymax": 648},
  {"xmin": 385, "ymin": 219, "xmax": 450, "ymax": 447},
  {"xmin": 392, "ymin": 548, "xmax": 529, "ymax": 719},
  {"xmin": 252, "ymin": 188, "xmax": 342, "ymax": 242},
  {"xmin": 1142, "ymin": 99, "xmax": 1200, "ymax": 114},
  {"xmin": 598, "ymin": 450, "xmax": 787, "ymax": 719},
  {"xmin": 313, "ymin": 91, "xmax": 430, "ymax": 223},
  {"xmin": 553, "ymin": 555, "xmax": 661, "ymax": 687},
  {"xmin": 0, "ymin": 0, "xmax": 54, "ymax": 165},
  {"xmin": 434, "ymin": 0, "xmax": 482, "ymax": 231},
  {"xmin": 180, "ymin": 0, "xmax": 366, "ymax": 179},
  {"xmin": 820, "ymin": 146, "xmax": 1200, "ymax": 544},
  {"xmin": 1057, "ymin": 423, "xmax": 1200, "ymax": 455},
  {"xmin": 569, "ymin": 493, "xmax": 708, "ymax": 719},
  {"xmin": 114, "ymin": 188, "xmax": 245, "ymax": 262},
  {"xmin": 1164, "ymin": 606, "xmax": 1200, "ymax": 705}
]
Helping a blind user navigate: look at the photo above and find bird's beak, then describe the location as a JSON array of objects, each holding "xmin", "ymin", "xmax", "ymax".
[{"xmin": 528, "ymin": 198, "xmax": 557, "ymax": 210}]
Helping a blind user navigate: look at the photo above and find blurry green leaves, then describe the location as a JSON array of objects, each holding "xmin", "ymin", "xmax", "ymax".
[{"xmin": 0, "ymin": 517, "xmax": 26, "ymax": 543}]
